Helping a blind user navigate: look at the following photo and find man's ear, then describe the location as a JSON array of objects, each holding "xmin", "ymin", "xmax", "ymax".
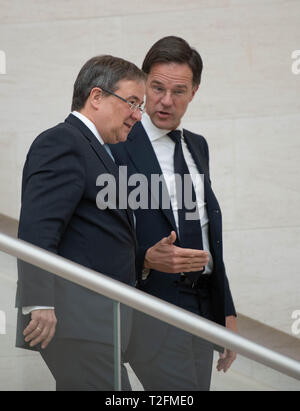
[
  {"xmin": 89, "ymin": 87, "xmax": 103, "ymax": 109},
  {"xmin": 190, "ymin": 84, "xmax": 199, "ymax": 101}
]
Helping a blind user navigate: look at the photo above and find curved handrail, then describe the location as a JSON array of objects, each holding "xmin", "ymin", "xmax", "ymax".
[{"xmin": 0, "ymin": 231, "xmax": 299, "ymax": 381}]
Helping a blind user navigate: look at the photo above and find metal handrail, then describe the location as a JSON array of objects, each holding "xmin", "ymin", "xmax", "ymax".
[{"xmin": 0, "ymin": 231, "xmax": 300, "ymax": 382}]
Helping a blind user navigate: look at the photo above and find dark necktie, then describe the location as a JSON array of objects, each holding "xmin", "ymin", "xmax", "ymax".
[{"xmin": 168, "ymin": 130, "xmax": 204, "ymax": 282}]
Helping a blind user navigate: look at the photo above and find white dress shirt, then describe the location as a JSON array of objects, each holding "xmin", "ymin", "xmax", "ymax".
[{"xmin": 141, "ymin": 113, "xmax": 213, "ymax": 274}]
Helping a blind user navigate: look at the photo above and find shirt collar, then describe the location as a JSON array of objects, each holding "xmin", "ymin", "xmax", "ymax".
[
  {"xmin": 71, "ymin": 111, "xmax": 105, "ymax": 146},
  {"xmin": 141, "ymin": 112, "xmax": 183, "ymax": 142}
]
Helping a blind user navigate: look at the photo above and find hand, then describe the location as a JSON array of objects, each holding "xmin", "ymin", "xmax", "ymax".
[
  {"xmin": 216, "ymin": 315, "xmax": 238, "ymax": 373},
  {"xmin": 24, "ymin": 309, "xmax": 57, "ymax": 350},
  {"xmin": 144, "ymin": 231, "xmax": 209, "ymax": 273}
]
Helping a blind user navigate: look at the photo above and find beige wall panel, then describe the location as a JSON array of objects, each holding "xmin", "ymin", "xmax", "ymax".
[
  {"xmin": 1, "ymin": 0, "xmax": 292, "ymax": 25},
  {"xmin": 0, "ymin": 18, "xmax": 124, "ymax": 135},
  {"xmin": 0, "ymin": 0, "xmax": 239, "ymax": 24},
  {"xmin": 0, "ymin": 0, "xmax": 299, "ymax": 337},
  {"xmin": 233, "ymin": 114, "xmax": 300, "ymax": 230},
  {"xmin": 0, "ymin": 132, "xmax": 19, "ymax": 218},
  {"xmin": 225, "ymin": 226, "xmax": 300, "ymax": 335}
]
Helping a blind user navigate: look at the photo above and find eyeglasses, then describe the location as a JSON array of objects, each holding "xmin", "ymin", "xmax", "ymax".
[
  {"xmin": 150, "ymin": 85, "xmax": 188, "ymax": 98},
  {"xmin": 100, "ymin": 87, "xmax": 145, "ymax": 114}
]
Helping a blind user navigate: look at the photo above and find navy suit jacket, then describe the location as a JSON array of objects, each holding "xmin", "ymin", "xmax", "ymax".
[
  {"xmin": 15, "ymin": 114, "xmax": 137, "ymax": 351},
  {"xmin": 110, "ymin": 122, "xmax": 236, "ymax": 331}
]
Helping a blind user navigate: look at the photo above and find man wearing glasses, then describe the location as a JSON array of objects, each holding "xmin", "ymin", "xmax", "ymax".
[{"xmin": 15, "ymin": 55, "xmax": 145, "ymax": 390}]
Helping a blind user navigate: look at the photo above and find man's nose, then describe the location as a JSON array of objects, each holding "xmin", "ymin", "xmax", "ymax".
[
  {"xmin": 131, "ymin": 109, "xmax": 142, "ymax": 122},
  {"xmin": 160, "ymin": 90, "xmax": 173, "ymax": 106}
]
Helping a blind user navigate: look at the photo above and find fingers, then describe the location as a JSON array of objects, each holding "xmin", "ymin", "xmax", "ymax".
[
  {"xmin": 145, "ymin": 234, "xmax": 210, "ymax": 273},
  {"xmin": 173, "ymin": 247, "xmax": 209, "ymax": 260},
  {"xmin": 40, "ymin": 323, "xmax": 56, "ymax": 350},
  {"xmin": 170, "ymin": 249, "xmax": 210, "ymax": 273},
  {"xmin": 23, "ymin": 309, "xmax": 57, "ymax": 349},
  {"xmin": 216, "ymin": 350, "xmax": 237, "ymax": 373},
  {"xmin": 23, "ymin": 318, "xmax": 39, "ymax": 338},
  {"xmin": 25, "ymin": 323, "xmax": 55, "ymax": 349},
  {"xmin": 167, "ymin": 257, "xmax": 206, "ymax": 273}
]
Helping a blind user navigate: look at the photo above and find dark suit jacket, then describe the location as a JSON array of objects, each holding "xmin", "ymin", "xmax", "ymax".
[
  {"xmin": 110, "ymin": 122, "xmax": 236, "ymax": 361},
  {"xmin": 15, "ymin": 114, "xmax": 137, "ymax": 352}
]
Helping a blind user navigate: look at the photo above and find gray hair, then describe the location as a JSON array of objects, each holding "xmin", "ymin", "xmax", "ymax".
[{"xmin": 71, "ymin": 55, "xmax": 146, "ymax": 111}]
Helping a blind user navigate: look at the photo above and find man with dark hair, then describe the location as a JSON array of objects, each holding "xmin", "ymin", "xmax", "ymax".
[
  {"xmin": 15, "ymin": 55, "xmax": 146, "ymax": 390},
  {"xmin": 111, "ymin": 36, "xmax": 237, "ymax": 391},
  {"xmin": 142, "ymin": 36, "xmax": 203, "ymax": 86}
]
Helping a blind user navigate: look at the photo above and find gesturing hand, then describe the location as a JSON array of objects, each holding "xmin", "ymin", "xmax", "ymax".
[
  {"xmin": 24, "ymin": 309, "xmax": 57, "ymax": 349},
  {"xmin": 144, "ymin": 231, "xmax": 209, "ymax": 273}
]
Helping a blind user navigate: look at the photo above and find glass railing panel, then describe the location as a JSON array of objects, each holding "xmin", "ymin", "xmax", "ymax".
[
  {"xmin": 211, "ymin": 350, "xmax": 300, "ymax": 391},
  {"xmin": 0, "ymin": 246, "xmax": 299, "ymax": 391},
  {"xmin": 0, "ymin": 250, "xmax": 121, "ymax": 391},
  {"xmin": 124, "ymin": 308, "xmax": 300, "ymax": 392},
  {"xmin": 0, "ymin": 250, "xmax": 54, "ymax": 390}
]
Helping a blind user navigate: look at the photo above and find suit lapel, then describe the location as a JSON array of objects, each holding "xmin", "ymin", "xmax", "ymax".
[
  {"xmin": 65, "ymin": 114, "xmax": 134, "ymax": 230},
  {"xmin": 183, "ymin": 130, "xmax": 214, "ymax": 203},
  {"xmin": 183, "ymin": 129, "xmax": 209, "ymax": 179},
  {"xmin": 65, "ymin": 114, "xmax": 119, "ymax": 178},
  {"xmin": 183, "ymin": 130, "xmax": 221, "ymax": 254},
  {"xmin": 125, "ymin": 122, "xmax": 177, "ymax": 232}
]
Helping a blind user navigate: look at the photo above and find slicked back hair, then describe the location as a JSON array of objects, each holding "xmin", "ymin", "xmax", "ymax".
[{"xmin": 142, "ymin": 36, "xmax": 203, "ymax": 87}]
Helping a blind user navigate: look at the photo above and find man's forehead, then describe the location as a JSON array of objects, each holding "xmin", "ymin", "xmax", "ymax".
[
  {"xmin": 147, "ymin": 62, "xmax": 193, "ymax": 86},
  {"xmin": 115, "ymin": 78, "xmax": 145, "ymax": 101}
]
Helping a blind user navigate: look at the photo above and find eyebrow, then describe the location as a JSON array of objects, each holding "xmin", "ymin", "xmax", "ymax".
[
  {"xmin": 150, "ymin": 80, "xmax": 188, "ymax": 90},
  {"xmin": 126, "ymin": 95, "xmax": 144, "ymax": 104},
  {"xmin": 150, "ymin": 80, "xmax": 164, "ymax": 87}
]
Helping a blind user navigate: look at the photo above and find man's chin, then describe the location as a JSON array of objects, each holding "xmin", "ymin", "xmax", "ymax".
[
  {"xmin": 106, "ymin": 131, "xmax": 128, "ymax": 145},
  {"xmin": 151, "ymin": 114, "xmax": 177, "ymax": 131},
  {"xmin": 116, "ymin": 133, "xmax": 129, "ymax": 144}
]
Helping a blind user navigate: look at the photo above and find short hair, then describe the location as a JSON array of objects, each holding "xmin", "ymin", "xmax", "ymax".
[
  {"xmin": 71, "ymin": 55, "xmax": 146, "ymax": 111},
  {"xmin": 142, "ymin": 36, "xmax": 203, "ymax": 87}
]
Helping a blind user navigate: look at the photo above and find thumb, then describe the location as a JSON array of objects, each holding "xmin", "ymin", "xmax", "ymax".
[{"xmin": 166, "ymin": 231, "xmax": 177, "ymax": 245}]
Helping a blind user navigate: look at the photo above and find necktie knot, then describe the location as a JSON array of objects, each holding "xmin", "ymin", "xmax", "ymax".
[{"xmin": 167, "ymin": 130, "xmax": 182, "ymax": 144}]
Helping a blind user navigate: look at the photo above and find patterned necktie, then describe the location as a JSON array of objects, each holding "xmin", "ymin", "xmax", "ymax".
[{"xmin": 168, "ymin": 130, "xmax": 204, "ymax": 282}]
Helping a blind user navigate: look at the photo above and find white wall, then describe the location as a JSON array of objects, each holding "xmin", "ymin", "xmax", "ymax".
[{"xmin": 0, "ymin": 0, "xmax": 299, "ymax": 335}]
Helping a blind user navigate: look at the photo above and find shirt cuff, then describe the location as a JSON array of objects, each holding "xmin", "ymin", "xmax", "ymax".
[{"xmin": 22, "ymin": 306, "xmax": 54, "ymax": 315}]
